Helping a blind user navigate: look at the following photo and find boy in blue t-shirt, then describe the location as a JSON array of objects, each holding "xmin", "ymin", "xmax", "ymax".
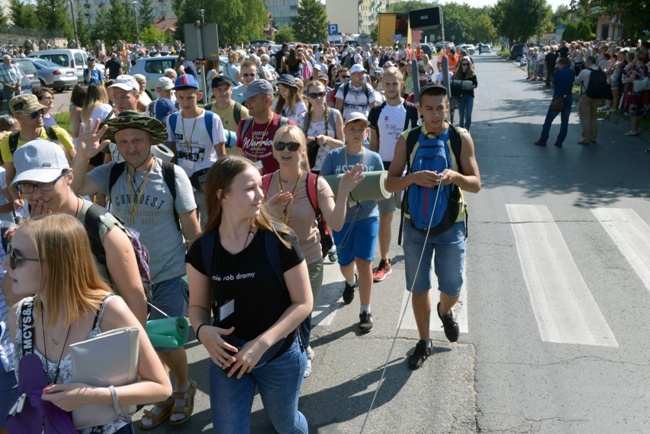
[{"xmin": 320, "ymin": 112, "xmax": 383, "ymax": 333}]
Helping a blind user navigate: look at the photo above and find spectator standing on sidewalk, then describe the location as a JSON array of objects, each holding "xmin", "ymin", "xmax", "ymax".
[
  {"xmin": 534, "ymin": 57, "xmax": 575, "ymax": 147},
  {"xmin": 575, "ymin": 56, "xmax": 601, "ymax": 144},
  {"xmin": 545, "ymin": 46, "xmax": 558, "ymax": 88}
]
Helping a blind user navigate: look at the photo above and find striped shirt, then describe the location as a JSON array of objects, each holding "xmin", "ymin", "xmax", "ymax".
[
  {"xmin": 0, "ymin": 248, "xmax": 14, "ymax": 372},
  {"xmin": 0, "ymin": 63, "xmax": 21, "ymax": 86}
]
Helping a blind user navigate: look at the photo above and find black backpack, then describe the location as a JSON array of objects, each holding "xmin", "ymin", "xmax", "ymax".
[
  {"xmin": 342, "ymin": 81, "xmax": 373, "ymax": 103},
  {"xmin": 585, "ymin": 67, "xmax": 609, "ymax": 99},
  {"xmin": 9, "ymin": 127, "xmax": 58, "ymax": 155},
  {"xmin": 367, "ymin": 100, "xmax": 420, "ymax": 142}
]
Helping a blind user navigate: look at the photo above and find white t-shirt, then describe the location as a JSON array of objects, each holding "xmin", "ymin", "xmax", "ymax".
[
  {"xmin": 0, "ymin": 167, "xmax": 12, "ymax": 223},
  {"xmin": 375, "ymin": 103, "xmax": 406, "ymax": 162},
  {"xmin": 85, "ymin": 103, "xmax": 114, "ymax": 123},
  {"xmin": 272, "ymin": 100, "xmax": 307, "ymax": 124},
  {"xmin": 166, "ymin": 110, "xmax": 225, "ymax": 176},
  {"xmin": 335, "ymin": 82, "xmax": 376, "ymax": 121}
]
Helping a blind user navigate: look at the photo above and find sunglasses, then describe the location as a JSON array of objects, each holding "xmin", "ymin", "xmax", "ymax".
[
  {"xmin": 30, "ymin": 110, "xmax": 44, "ymax": 119},
  {"xmin": 274, "ymin": 141, "xmax": 301, "ymax": 152},
  {"xmin": 341, "ymin": 75, "xmax": 350, "ymax": 79},
  {"xmin": 461, "ymin": 63, "xmax": 469, "ymax": 66},
  {"xmin": 16, "ymin": 171, "xmax": 67, "ymax": 194},
  {"xmin": 308, "ymin": 91, "xmax": 326, "ymax": 99},
  {"xmin": 6, "ymin": 245, "xmax": 39, "ymax": 270},
  {"xmin": 242, "ymin": 73, "xmax": 256, "ymax": 77}
]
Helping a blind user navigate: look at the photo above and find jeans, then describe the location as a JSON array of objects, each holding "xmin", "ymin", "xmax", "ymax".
[
  {"xmin": 209, "ymin": 340, "xmax": 308, "ymax": 434},
  {"xmin": 459, "ymin": 94, "xmax": 474, "ymax": 130},
  {"xmin": 539, "ymin": 101, "xmax": 573, "ymax": 145}
]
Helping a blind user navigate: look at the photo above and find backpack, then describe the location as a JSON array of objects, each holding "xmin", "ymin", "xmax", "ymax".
[
  {"xmin": 261, "ymin": 172, "xmax": 334, "ymax": 258},
  {"xmin": 108, "ymin": 161, "xmax": 180, "ymax": 231},
  {"xmin": 343, "ymin": 53, "xmax": 354, "ymax": 68},
  {"xmin": 398, "ymin": 124, "xmax": 465, "ymax": 245},
  {"xmin": 367, "ymin": 100, "xmax": 420, "ymax": 142},
  {"xmin": 585, "ymin": 67, "xmax": 609, "ymax": 99},
  {"xmin": 239, "ymin": 115, "xmax": 290, "ymax": 142},
  {"xmin": 342, "ymin": 81, "xmax": 373, "ymax": 103},
  {"xmin": 9, "ymin": 127, "xmax": 58, "ymax": 155},
  {"xmin": 168, "ymin": 109, "xmax": 217, "ymax": 143},
  {"xmin": 84, "ymin": 203, "xmax": 153, "ymax": 302},
  {"xmin": 6, "ymin": 297, "xmax": 77, "ymax": 433},
  {"xmin": 205, "ymin": 100, "xmax": 245, "ymax": 126},
  {"xmin": 301, "ymin": 108, "xmax": 339, "ymax": 169}
]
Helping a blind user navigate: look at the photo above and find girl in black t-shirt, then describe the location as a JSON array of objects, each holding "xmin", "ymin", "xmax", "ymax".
[{"xmin": 186, "ymin": 156, "xmax": 312, "ymax": 433}]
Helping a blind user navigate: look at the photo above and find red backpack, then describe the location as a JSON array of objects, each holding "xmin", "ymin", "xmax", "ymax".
[{"xmin": 262, "ymin": 172, "xmax": 334, "ymax": 258}]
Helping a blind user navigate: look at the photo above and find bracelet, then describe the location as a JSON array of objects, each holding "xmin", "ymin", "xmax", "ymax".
[
  {"xmin": 195, "ymin": 323, "xmax": 208, "ymax": 343},
  {"xmin": 108, "ymin": 385, "xmax": 123, "ymax": 417}
]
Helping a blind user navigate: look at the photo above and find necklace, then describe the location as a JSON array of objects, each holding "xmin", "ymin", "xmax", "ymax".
[
  {"xmin": 181, "ymin": 110, "xmax": 201, "ymax": 155},
  {"xmin": 127, "ymin": 158, "xmax": 155, "ymax": 224},
  {"xmin": 277, "ymin": 170, "xmax": 303, "ymax": 224},
  {"xmin": 41, "ymin": 307, "xmax": 72, "ymax": 384}
]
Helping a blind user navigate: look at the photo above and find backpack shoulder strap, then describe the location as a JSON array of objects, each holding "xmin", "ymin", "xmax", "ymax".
[
  {"xmin": 161, "ymin": 161, "xmax": 181, "ymax": 231},
  {"xmin": 405, "ymin": 126, "xmax": 423, "ymax": 173},
  {"xmin": 148, "ymin": 100, "xmax": 155, "ymax": 117},
  {"xmin": 108, "ymin": 162, "xmax": 126, "ymax": 200},
  {"xmin": 305, "ymin": 172, "xmax": 319, "ymax": 215},
  {"xmin": 204, "ymin": 109, "xmax": 214, "ymax": 143},
  {"xmin": 9, "ymin": 131, "xmax": 19, "ymax": 155},
  {"xmin": 200, "ymin": 230, "xmax": 216, "ymax": 278},
  {"xmin": 84, "ymin": 203, "xmax": 108, "ymax": 265},
  {"xmin": 342, "ymin": 81, "xmax": 350, "ymax": 100},
  {"xmin": 403, "ymin": 100, "xmax": 420, "ymax": 131},
  {"xmin": 261, "ymin": 173, "xmax": 272, "ymax": 197},
  {"xmin": 19, "ymin": 297, "xmax": 35, "ymax": 355},
  {"xmin": 448, "ymin": 124, "xmax": 464, "ymax": 175},
  {"xmin": 233, "ymin": 101, "xmax": 243, "ymax": 125},
  {"xmin": 241, "ymin": 116, "xmax": 255, "ymax": 139},
  {"xmin": 169, "ymin": 112, "xmax": 179, "ymax": 135},
  {"xmin": 45, "ymin": 126, "xmax": 58, "ymax": 141},
  {"xmin": 364, "ymin": 82, "xmax": 373, "ymax": 101},
  {"xmin": 279, "ymin": 116, "xmax": 289, "ymax": 128}
]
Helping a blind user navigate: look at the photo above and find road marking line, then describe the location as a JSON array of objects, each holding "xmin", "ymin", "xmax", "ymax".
[
  {"xmin": 506, "ymin": 204, "xmax": 617, "ymax": 347},
  {"xmin": 312, "ymin": 263, "xmax": 345, "ymax": 327},
  {"xmin": 593, "ymin": 208, "xmax": 650, "ymax": 291},
  {"xmin": 398, "ymin": 272, "xmax": 469, "ymax": 334}
]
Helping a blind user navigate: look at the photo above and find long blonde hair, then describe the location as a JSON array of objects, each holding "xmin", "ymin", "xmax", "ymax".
[
  {"xmin": 203, "ymin": 156, "xmax": 291, "ymax": 247},
  {"xmin": 81, "ymin": 83, "xmax": 109, "ymax": 121},
  {"xmin": 272, "ymin": 124, "xmax": 310, "ymax": 172},
  {"xmin": 23, "ymin": 214, "xmax": 111, "ymax": 327}
]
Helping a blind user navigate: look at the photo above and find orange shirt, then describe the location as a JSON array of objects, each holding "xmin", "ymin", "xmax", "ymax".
[{"xmin": 438, "ymin": 52, "xmax": 459, "ymax": 72}]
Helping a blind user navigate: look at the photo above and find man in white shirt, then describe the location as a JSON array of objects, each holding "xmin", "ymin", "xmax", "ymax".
[
  {"xmin": 335, "ymin": 64, "xmax": 376, "ymax": 121},
  {"xmin": 574, "ymin": 56, "xmax": 601, "ymax": 144}
]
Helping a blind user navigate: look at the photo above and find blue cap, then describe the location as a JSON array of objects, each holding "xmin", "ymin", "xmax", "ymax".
[
  {"xmin": 154, "ymin": 98, "xmax": 175, "ymax": 123},
  {"xmin": 174, "ymin": 74, "xmax": 199, "ymax": 90}
]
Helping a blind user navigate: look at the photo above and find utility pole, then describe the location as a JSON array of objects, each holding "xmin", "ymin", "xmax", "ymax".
[
  {"xmin": 537, "ymin": 0, "xmax": 543, "ymax": 45},
  {"xmin": 132, "ymin": 1, "xmax": 140, "ymax": 44},
  {"xmin": 69, "ymin": 0, "xmax": 80, "ymax": 48}
]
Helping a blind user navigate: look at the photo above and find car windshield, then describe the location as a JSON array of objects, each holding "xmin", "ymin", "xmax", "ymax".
[
  {"xmin": 33, "ymin": 59, "xmax": 62, "ymax": 69},
  {"xmin": 13, "ymin": 60, "xmax": 37, "ymax": 74}
]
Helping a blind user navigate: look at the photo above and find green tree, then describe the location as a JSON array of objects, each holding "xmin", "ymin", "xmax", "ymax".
[
  {"xmin": 140, "ymin": 24, "xmax": 172, "ymax": 44},
  {"xmin": 76, "ymin": 16, "xmax": 91, "ymax": 47},
  {"xmin": 36, "ymin": 0, "xmax": 73, "ymax": 39},
  {"xmin": 370, "ymin": 23, "xmax": 378, "ymax": 43},
  {"xmin": 89, "ymin": 7, "xmax": 111, "ymax": 43},
  {"xmin": 472, "ymin": 13, "xmax": 497, "ymax": 44},
  {"xmin": 493, "ymin": 0, "xmax": 549, "ymax": 44},
  {"xmin": 10, "ymin": 0, "xmax": 39, "ymax": 28},
  {"xmin": 599, "ymin": 0, "xmax": 649, "ymax": 41},
  {"xmin": 274, "ymin": 25, "xmax": 294, "ymax": 44},
  {"xmin": 138, "ymin": 0, "xmax": 155, "ymax": 28},
  {"xmin": 387, "ymin": 0, "xmax": 434, "ymax": 14},
  {"xmin": 551, "ymin": 5, "xmax": 571, "ymax": 26},
  {"xmin": 292, "ymin": 0, "xmax": 327, "ymax": 43},
  {"xmin": 103, "ymin": 0, "xmax": 135, "ymax": 45},
  {"xmin": 0, "ymin": 9, "xmax": 7, "ymax": 27}
]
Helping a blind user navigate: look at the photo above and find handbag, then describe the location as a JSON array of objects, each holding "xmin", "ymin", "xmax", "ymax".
[
  {"xmin": 69, "ymin": 327, "xmax": 139, "ymax": 429},
  {"xmin": 550, "ymin": 95, "xmax": 565, "ymax": 111},
  {"xmin": 633, "ymin": 77, "xmax": 650, "ymax": 93}
]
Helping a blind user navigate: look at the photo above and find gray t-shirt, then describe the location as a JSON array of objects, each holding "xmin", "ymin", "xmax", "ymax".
[{"xmin": 88, "ymin": 158, "xmax": 197, "ymax": 284}]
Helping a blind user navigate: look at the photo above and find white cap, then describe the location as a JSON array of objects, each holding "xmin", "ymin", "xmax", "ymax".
[
  {"xmin": 156, "ymin": 76, "xmax": 174, "ymax": 90},
  {"xmin": 109, "ymin": 75, "xmax": 139, "ymax": 92},
  {"xmin": 344, "ymin": 112, "xmax": 369, "ymax": 127},
  {"xmin": 349, "ymin": 64, "xmax": 365, "ymax": 74},
  {"xmin": 12, "ymin": 140, "xmax": 69, "ymax": 186}
]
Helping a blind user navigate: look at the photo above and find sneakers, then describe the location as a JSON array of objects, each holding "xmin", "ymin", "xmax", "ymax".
[
  {"xmin": 437, "ymin": 302, "xmax": 459, "ymax": 342},
  {"xmin": 359, "ymin": 311, "xmax": 373, "ymax": 333},
  {"xmin": 304, "ymin": 347, "xmax": 314, "ymax": 378},
  {"xmin": 342, "ymin": 274, "xmax": 357, "ymax": 305},
  {"xmin": 407, "ymin": 340, "xmax": 432, "ymax": 370},
  {"xmin": 328, "ymin": 246, "xmax": 338, "ymax": 262},
  {"xmin": 534, "ymin": 140, "xmax": 546, "ymax": 146},
  {"xmin": 372, "ymin": 258, "xmax": 392, "ymax": 282}
]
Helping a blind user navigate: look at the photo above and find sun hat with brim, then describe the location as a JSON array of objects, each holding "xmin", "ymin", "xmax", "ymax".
[
  {"xmin": 11, "ymin": 139, "xmax": 69, "ymax": 187},
  {"xmin": 100, "ymin": 110, "xmax": 168, "ymax": 144},
  {"xmin": 242, "ymin": 79, "xmax": 274, "ymax": 99},
  {"xmin": 277, "ymin": 74, "xmax": 297, "ymax": 88},
  {"xmin": 344, "ymin": 112, "xmax": 370, "ymax": 127},
  {"xmin": 109, "ymin": 75, "xmax": 139, "ymax": 92},
  {"xmin": 10, "ymin": 94, "xmax": 47, "ymax": 115}
]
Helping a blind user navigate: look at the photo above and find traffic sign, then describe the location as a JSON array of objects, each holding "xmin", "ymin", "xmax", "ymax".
[{"xmin": 328, "ymin": 24, "xmax": 339, "ymax": 35}]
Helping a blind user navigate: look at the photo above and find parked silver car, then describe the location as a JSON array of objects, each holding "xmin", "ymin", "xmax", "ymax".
[{"xmin": 28, "ymin": 58, "xmax": 78, "ymax": 92}]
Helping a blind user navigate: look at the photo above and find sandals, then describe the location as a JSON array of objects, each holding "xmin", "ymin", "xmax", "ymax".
[
  {"xmin": 138, "ymin": 397, "xmax": 174, "ymax": 431},
  {"xmin": 170, "ymin": 379, "xmax": 197, "ymax": 426},
  {"xmin": 624, "ymin": 131, "xmax": 639, "ymax": 137}
]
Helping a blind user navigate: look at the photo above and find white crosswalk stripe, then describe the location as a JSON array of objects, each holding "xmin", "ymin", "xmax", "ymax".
[
  {"xmin": 592, "ymin": 208, "xmax": 650, "ymax": 293},
  {"xmin": 506, "ymin": 204, "xmax": 617, "ymax": 347}
]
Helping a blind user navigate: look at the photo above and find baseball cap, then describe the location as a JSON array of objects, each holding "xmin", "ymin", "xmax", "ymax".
[
  {"xmin": 349, "ymin": 64, "xmax": 365, "ymax": 74},
  {"xmin": 10, "ymin": 94, "xmax": 47, "ymax": 115},
  {"xmin": 101, "ymin": 110, "xmax": 168, "ymax": 144},
  {"xmin": 211, "ymin": 76, "xmax": 233, "ymax": 88},
  {"xmin": 420, "ymin": 83, "xmax": 447, "ymax": 96},
  {"xmin": 174, "ymin": 74, "xmax": 199, "ymax": 90},
  {"xmin": 109, "ymin": 74, "xmax": 139, "ymax": 92},
  {"xmin": 88, "ymin": 56, "xmax": 96, "ymax": 62},
  {"xmin": 11, "ymin": 140, "xmax": 69, "ymax": 186},
  {"xmin": 154, "ymin": 98, "xmax": 175, "ymax": 123},
  {"xmin": 277, "ymin": 74, "xmax": 297, "ymax": 88},
  {"xmin": 156, "ymin": 76, "xmax": 174, "ymax": 91},
  {"xmin": 344, "ymin": 112, "xmax": 369, "ymax": 127},
  {"xmin": 242, "ymin": 79, "xmax": 274, "ymax": 99}
]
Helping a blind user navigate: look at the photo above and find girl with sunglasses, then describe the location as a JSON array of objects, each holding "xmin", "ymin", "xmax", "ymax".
[
  {"xmin": 186, "ymin": 155, "xmax": 314, "ymax": 433},
  {"xmin": 263, "ymin": 125, "xmax": 360, "ymax": 377},
  {"xmin": 298, "ymin": 80, "xmax": 344, "ymax": 174},
  {"xmin": 452, "ymin": 58, "xmax": 478, "ymax": 130},
  {"xmin": 5, "ymin": 214, "xmax": 171, "ymax": 433}
]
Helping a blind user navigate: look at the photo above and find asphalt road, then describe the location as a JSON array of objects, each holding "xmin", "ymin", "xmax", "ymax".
[{"xmin": 128, "ymin": 52, "xmax": 650, "ymax": 433}]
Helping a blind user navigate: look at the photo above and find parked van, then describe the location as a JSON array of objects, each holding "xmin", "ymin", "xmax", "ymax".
[{"xmin": 27, "ymin": 49, "xmax": 89, "ymax": 83}]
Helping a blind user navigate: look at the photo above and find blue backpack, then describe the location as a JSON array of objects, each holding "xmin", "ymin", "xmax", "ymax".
[
  {"xmin": 168, "ymin": 110, "xmax": 216, "ymax": 143},
  {"xmin": 398, "ymin": 125, "xmax": 465, "ymax": 244}
]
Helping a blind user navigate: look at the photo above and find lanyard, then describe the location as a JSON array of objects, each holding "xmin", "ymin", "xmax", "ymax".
[
  {"xmin": 127, "ymin": 160, "xmax": 154, "ymax": 224},
  {"xmin": 277, "ymin": 170, "xmax": 303, "ymax": 224},
  {"xmin": 181, "ymin": 110, "xmax": 200, "ymax": 154},
  {"xmin": 253, "ymin": 118, "xmax": 273, "ymax": 158}
]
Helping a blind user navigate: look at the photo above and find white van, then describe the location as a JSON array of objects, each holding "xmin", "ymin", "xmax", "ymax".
[{"xmin": 27, "ymin": 49, "xmax": 90, "ymax": 83}]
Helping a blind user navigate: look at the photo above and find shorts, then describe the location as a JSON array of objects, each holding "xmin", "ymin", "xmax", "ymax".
[
  {"xmin": 150, "ymin": 275, "xmax": 188, "ymax": 352},
  {"xmin": 332, "ymin": 216, "xmax": 379, "ymax": 267},
  {"xmin": 378, "ymin": 194, "xmax": 397, "ymax": 214},
  {"xmin": 0, "ymin": 369, "xmax": 18, "ymax": 428},
  {"xmin": 403, "ymin": 220, "xmax": 466, "ymax": 296}
]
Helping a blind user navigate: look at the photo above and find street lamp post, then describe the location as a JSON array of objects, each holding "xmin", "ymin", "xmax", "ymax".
[{"xmin": 132, "ymin": 1, "xmax": 140, "ymax": 44}]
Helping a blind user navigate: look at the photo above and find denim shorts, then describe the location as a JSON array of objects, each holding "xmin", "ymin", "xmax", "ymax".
[
  {"xmin": 403, "ymin": 220, "xmax": 466, "ymax": 295},
  {"xmin": 332, "ymin": 215, "xmax": 379, "ymax": 267},
  {"xmin": 150, "ymin": 275, "xmax": 188, "ymax": 352},
  {"xmin": 0, "ymin": 369, "xmax": 18, "ymax": 428}
]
